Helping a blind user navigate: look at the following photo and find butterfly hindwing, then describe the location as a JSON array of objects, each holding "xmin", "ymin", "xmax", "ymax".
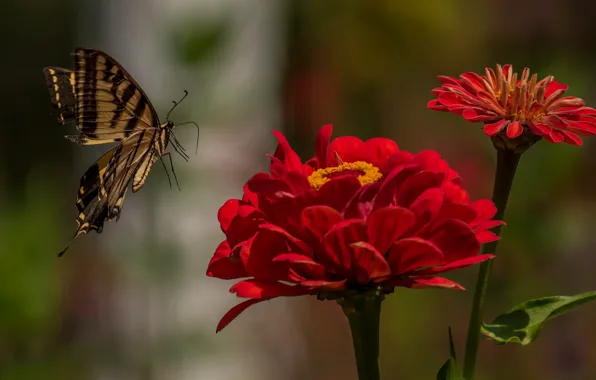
[
  {"xmin": 60, "ymin": 129, "xmax": 160, "ymax": 256},
  {"xmin": 59, "ymin": 149, "xmax": 116, "ymax": 256},
  {"xmin": 102, "ymin": 129, "xmax": 159, "ymax": 210},
  {"xmin": 132, "ymin": 151, "xmax": 157, "ymax": 193}
]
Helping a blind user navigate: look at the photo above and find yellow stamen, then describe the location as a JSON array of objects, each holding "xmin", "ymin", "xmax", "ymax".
[{"xmin": 308, "ymin": 161, "xmax": 382, "ymax": 190}]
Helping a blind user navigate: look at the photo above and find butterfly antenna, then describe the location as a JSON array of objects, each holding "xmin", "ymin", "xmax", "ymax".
[
  {"xmin": 175, "ymin": 121, "xmax": 200, "ymax": 155},
  {"xmin": 158, "ymin": 155, "xmax": 173, "ymax": 189},
  {"xmin": 166, "ymin": 90, "xmax": 189, "ymax": 122}
]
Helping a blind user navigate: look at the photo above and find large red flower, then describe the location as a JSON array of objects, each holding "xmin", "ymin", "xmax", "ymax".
[
  {"xmin": 207, "ymin": 125, "xmax": 502, "ymax": 332},
  {"xmin": 428, "ymin": 64, "xmax": 596, "ymax": 146}
]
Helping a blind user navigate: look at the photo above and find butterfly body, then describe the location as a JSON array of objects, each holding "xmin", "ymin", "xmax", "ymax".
[{"xmin": 44, "ymin": 48, "xmax": 179, "ymax": 256}]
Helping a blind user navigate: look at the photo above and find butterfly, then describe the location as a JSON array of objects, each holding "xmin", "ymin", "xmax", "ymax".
[{"xmin": 44, "ymin": 48, "xmax": 197, "ymax": 256}]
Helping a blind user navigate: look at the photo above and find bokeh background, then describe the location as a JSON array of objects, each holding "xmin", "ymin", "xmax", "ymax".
[{"xmin": 2, "ymin": 1, "xmax": 596, "ymax": 379}]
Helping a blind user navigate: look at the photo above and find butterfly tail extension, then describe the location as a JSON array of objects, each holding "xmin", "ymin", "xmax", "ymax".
[
  {"xmin": 58, "ymin": 199, "xmax": 109, "ymax": 257},
  {"xmin": 57, "ymin": 230, "xmax": 80, "ymax": 257}
]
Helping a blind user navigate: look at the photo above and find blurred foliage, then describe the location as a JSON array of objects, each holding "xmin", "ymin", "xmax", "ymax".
[
  {"xmin": 0, "ymin": 176, "xmax": 80, "ymax": 379},
  {"xmin": 169, "ymin": 19, "xmax": 229, "ymax": 66}
]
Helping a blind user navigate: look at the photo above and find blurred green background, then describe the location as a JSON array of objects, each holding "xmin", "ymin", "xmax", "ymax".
[{"xmin": 2, "ymin": 1, "xmax": 596, "ymax": 379}]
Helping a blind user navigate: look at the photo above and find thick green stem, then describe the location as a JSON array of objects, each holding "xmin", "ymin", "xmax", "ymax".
[
  {"xmin": 339, "ymin": 294, "xmax": 383, "ymax": 380},
  {"xmin": 463, "ymin": 149, "xmax": 520, "ymax": 380}
]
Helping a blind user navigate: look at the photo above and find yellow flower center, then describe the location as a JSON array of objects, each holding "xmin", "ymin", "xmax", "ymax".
[{"xmin": 307, "ymin": 161, "xmax": 382, "ymax": 190}]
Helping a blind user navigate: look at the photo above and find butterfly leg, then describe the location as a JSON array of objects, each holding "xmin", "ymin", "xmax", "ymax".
[{"xmin": 160, "ymin": 152, "xmax": 181, "ymax": 191}]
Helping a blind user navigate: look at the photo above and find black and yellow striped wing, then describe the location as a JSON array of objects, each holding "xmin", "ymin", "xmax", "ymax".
[
  {"xmin": 60, "ymin": 130, "xmax": 166, "ymax": 256},
  {"xmin": 44, "ymin": 48, "xmax": 160, "ymax": 145},
  {"xmin": 43, "ymin": 67, "xmax": 76, "ymax": 124},
  {"xmin": 45, "ymin": 48, "xmax": 172, "ymax": 256},
  {"xmin": 62, "ymin": 129, "xmax": 163, "ymax": 256}
]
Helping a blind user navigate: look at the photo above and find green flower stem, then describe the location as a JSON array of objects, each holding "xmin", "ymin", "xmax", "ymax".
[
  {"xmin": 463, "ymin": 148, "xmax": 520, "ymax": 380},
  {"xmin": 339, "ymin": 294, "xmax": 384, "ymax": 380}
]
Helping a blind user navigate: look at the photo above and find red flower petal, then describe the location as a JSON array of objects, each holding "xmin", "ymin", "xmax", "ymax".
[
  {"xmin": 278, "ymin": 170, "xmax": 313, "ymax": 194},
  {"xmin": 408, "ymin": 187, "xmax": 444, "ymax": 232},
  {"xmin": 231, "ymin": 279, "xmax": 311, "ymax": 299},
  {"xmin": 427, "ymin": 99, "xmax": 446, "ymax": 110},
  {"xmin": 462, "ymin": 108, "xmax": 500, "ymax": 122},
  {"xmin": 351, "ymin": 241, "xmax": 391, "ymax": 283},
  {"xmin": 247, "ymin": 172, "xmax": 293, "ymax": 198},
  {"xmin": 318, "ymin": 176, "xmax": 363, "ymax": 212},
  {"xmin": 301, "ymin": 205, "xmax": 343, "ymax": 242},
  {"xmin": 327, "ymin": 136, "xmax": 366, "ymax": 165},
  {"xmin": 363, "ymin": 138, "xmax": 400, "ymax": 169},
  {"xmin": 483, "ymin": 119, "xmax": 508, "ymax": 136},
  {"xmin": 560, "ymin": 130, "xmax": 583, "ymax": 146},
  {"xmin": 272, "ymin": 130, "xmax": 303, "ymax": 171},
  {"xmin": 224, "ymin": 207, "xmax": 265, "ymax": 249},
  {"xmin": 259, "ymin": 223, "xmax": 313, "ymax": 256},
  {"xmin": 218, "ymin": 199, "xmax": 240, "ymax": 232},
  {"xmin": 435, "ymin": 202, "xmax": 476, "ymax": 225},
  {"xmin": 217, "ymin": 299, "xmax": 266, "ymax": 332},
  {"xmin": 427, "ymin": 219, "xmax": 480, "ymax": 261},
  {"xmin": 506, "ymin": 121, "xmax": 523, "ymax": 138},
  {"xmin": 396, "ymin": 171, "xmax": 445, "ymax": 207},
  {"xmin": 315, "ymin": 124, "xmax": 333, "ymax": 168},
  {"xmin": 386, "ymin": 276, "xmax": 464, "ymax": 290},
  {"xmin": 322, "ymin": 219, "xmax": 367, "ymax": 275},
  {"xmin": 373, "ymin": 163, "xmax": 422, "ymax": 209},
  {"xmin": 411, "ymin": 150, "xmax": 445, "ymax": 171},
  {"xmin": 470, "ymin": 199, "xmax": 497, "ymax": 223},
  {"xmin": 442, "ymin": 181, "xmax": 470, "ymax": 204},
  {"xmin": 300, "ymin": 279, "xmax": 347, "ymax": 290},
  {"xmin": 416, "ymin": 254, "xmax": 494, "ymax": 275},
  {"xmin": 344, "ymin": 181, "xmax": 380, "ymax": 219},
  {"xmin": 242, "ymin": 182, "xmax": 259, "ymax": 206},
  {"xmin": 475, "ymin": 230, "xmax": 500, "ymax": 244},
  {"xmin": 384, "ymin": 151, "xmax": 415, "ymax": 174},
  {"xmin": 387, "ymin": 237, "xmax": 444, "ymax": 274},
  {"xmin": 273, "ymin": 253, "xmax": 327, "ymax": 280},
  {"xmin": 367, "ymin": 206, "xmax": 417, "ymax": 254},
  {"xmin": 244, "ymin": 229, "xmax": 297, "ymax": 281},
  {"xmin": 206, "ymin": 240, "xmax": 248, "ymax": 279}
]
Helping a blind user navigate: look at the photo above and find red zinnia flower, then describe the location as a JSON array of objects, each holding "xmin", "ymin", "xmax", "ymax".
[
  {"xmin": 207, "ymin": 125, "xmax": 502, "ymax": 332},
  {"xmin": 428, "ymin": 64, "xmax": 596, "ymax": 146}
]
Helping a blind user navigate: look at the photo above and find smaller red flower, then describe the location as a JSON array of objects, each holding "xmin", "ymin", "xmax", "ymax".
[
  {"xmin": 428, "ymin": 64, "xmax": 596, "ymax": 146},
  {"xmin": 208, "ymin": 125, "xmax": 503, "ymax": 332}
]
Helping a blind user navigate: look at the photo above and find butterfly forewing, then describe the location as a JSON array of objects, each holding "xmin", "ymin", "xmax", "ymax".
[
  {"xmin": 70, "ymin": 48, "xmax": 160, "ymax": 145},
  {"xmin": 43, "ymin": 67, "xmax": 76, "ymax": 124}
]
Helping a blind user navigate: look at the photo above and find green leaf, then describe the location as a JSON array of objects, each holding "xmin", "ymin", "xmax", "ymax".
[
  {"xmin": 482, "ymin": 290, "xmax": 596, "ymax": 345},
  {"xmin": 436, "ymin": 328, "xmax": 465, "ymax": 380}
]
